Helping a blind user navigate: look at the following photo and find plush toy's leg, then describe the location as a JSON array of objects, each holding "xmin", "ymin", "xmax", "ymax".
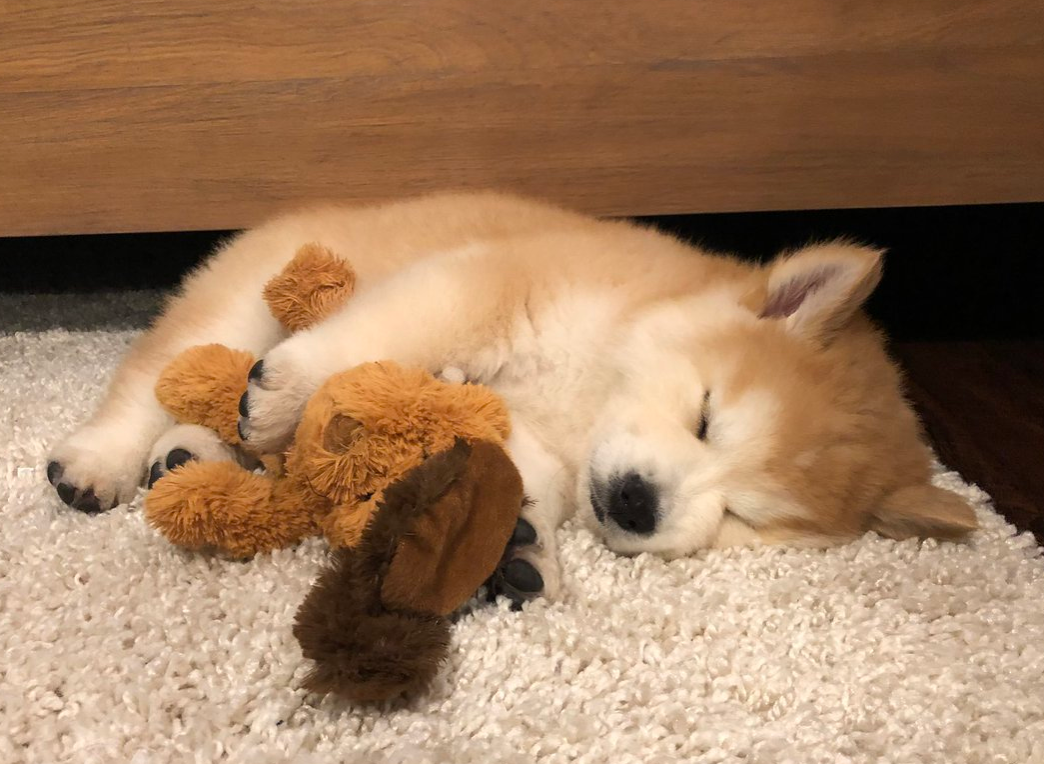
[
  {"xmin": 491, "ymin": 419, "xmax": 569, "ymax": 603},
  {"xmin": 144, "ymin": 461, "xmax": 318, "ymax": 558},
  {"xmin": 154, "ymin": 344, "xmax": 256, "ymax": 445}
]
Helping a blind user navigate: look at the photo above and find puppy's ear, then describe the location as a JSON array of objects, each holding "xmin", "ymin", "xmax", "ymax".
[
  {"xmin": 760, "ymin": 241, "xmax": 883, "ymax": 343},
  {"xmin": 868, "ymin": 484, "xmax": 978, "ymax": 542}
]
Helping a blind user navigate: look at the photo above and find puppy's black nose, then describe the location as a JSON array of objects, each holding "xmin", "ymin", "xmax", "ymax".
[{"xmin": 607, "ymin": 472, "xmax": 658, "ymax": 535}]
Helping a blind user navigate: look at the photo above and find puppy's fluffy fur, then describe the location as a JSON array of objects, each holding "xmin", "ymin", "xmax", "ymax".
[{"xmin": 49, "ymin": 192, "xmax": 976, "ymax": 596}]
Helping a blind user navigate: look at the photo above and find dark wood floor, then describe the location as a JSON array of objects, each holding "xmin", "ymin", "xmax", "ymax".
[{"xmin": 894, "ymin": 340, "xmax": 1044, "ymax": 542}]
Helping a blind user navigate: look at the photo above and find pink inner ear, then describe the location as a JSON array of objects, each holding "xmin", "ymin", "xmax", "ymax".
[{"xmin": 758, "ymin": 264, "xmax": 841, "ymax": 319}]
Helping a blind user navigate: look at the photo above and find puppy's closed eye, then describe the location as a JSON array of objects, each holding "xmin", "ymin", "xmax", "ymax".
[{"xmin": 695, "ymin": 391, "xmax": 711, "ymax": 441}]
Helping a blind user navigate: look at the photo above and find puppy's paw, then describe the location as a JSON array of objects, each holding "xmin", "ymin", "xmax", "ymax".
[
  {"xmin": 236, "ymin": 344, "xmax": 319, "ymax": 452},
  {"xmin": 145, "ymin": 424, "xmax": 244, "ymax": 488},
  {"xmin": 47, "ymin": 424, "xmax": 148, "ymax": 513},
  {"xmin": 488, "ymin": 517, "xmax": 562, "ymax": 608}
]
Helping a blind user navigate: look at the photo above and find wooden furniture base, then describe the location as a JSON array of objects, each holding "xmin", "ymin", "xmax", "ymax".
[{"xmin": 2, "ymin": 0, "xmax": 1043, "ymax": 235}]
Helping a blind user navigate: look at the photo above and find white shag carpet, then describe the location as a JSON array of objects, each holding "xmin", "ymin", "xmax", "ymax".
[{"xmin": 2, "ymin": 293, "xmax": 1044, "ymax": 764}]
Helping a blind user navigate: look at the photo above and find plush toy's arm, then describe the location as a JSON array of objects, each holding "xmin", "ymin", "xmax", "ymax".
[
  {"xmin": 155, "ymin": 344, "xmax": 255, "ymax": 446},
  {"xmin": 144, "ymin": 461, "xmax": 321, "ymax": 558}
]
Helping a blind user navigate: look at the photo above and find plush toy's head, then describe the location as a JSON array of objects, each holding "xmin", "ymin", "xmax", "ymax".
[{"xmin": 288, "ymin": 361, "xmax": 512, "ymax": 548}]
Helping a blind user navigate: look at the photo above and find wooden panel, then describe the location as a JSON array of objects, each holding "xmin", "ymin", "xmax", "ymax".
[{"xmin": 1, "ymin": 0, "xmax": 1043, "ymax": 235}]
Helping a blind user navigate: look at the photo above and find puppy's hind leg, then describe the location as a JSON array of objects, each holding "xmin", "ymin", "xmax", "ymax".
[{"xmin": 48, "ymin": 249, "xmax": 288, "ymax": 512}]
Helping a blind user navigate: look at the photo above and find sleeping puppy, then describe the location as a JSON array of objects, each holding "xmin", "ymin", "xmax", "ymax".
[{"xmin": 47, "ymin": 191, "xmax": 977, "ymax": 599}]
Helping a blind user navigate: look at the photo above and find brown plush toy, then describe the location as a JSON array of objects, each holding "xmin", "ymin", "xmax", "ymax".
[
  {"xmin": 145, "ymin": 359, "xmax": 517, "ymax": 558},
  {"xmin": 144, "ymin": 244, "xmax": 527, "ymax": 701}
]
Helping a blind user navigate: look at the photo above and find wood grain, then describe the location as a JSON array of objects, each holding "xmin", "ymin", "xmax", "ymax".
[{"xmin": 1, "ymin": 0, "xmax": 1043, "ymax": 235}]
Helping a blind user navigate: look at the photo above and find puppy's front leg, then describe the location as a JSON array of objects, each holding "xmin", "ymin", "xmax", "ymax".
[
  {"xmin": 492, "ymin": 420, "xmax": 570, "ymax": 603},
  {"xmin": 239, "ymin": 253, "xmax": 511, "ymax": 451}
]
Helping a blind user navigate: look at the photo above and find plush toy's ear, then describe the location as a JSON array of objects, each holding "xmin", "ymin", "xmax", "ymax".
[
  {"xmin": 155, "ymin": 344, "xmax": 254, "ymax": 444},
  {"xmin": 381, "ymin": 440, "xmax": 523, "ymax": 616},
  {"xmin": 759, "ymin": 241, "xmax": 883, "ymax": 344},
  {"xmin": 293, "ymin": 548, "xmax": 450, "ymax": 703},
  {"xmin": 263, "ymin": 243, "xmax": 356, "ymax": 332},
  {"xmin": 868, "ymin": 484, "xmax": 978, "ymax": 541}
]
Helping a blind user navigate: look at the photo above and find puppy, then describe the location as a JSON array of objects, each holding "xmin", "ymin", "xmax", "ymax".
[{"xmin": 48, "ymin": 191, "xmax": 977, "ymax": 599}]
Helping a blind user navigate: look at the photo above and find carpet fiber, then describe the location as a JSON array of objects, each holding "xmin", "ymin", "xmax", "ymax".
[{"xmin": 2, "ymin": 293, "xmax": 1043, "ymax": 764}]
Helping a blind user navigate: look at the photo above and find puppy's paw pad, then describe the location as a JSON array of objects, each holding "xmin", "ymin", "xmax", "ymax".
[
  {"xmin": 248, "ymin": 359, "xmax": 265, "ymax": 384},
  {"xmin": 148, "ymin": 461, "xmax": 165, "ymax": 489},
  {"xmin": 147, "ymin": 448, "xmax": 198, "ymax": 488},
  {"xmin": 146, "ymin": 423, "xmax": 240, "ymax": 488},
  {"xmin": 487, "ymin": 517, "xmax": 561, "ymax": 608},
  {"xmin": 488, "ymin": 558, "xmax": 544, "ymax": 610},
  {"xmin": 509, "ymin": 517, "xmax": 538, "ymax": 547},
  {"xmin": 503, "ymin": 558, "xmax": 544, "ymax": 593},
  {"xmin": 165, "ymin": 448, "xmax": 193, "ymax": 470},
  {"xmin": 53, "ymin": 479, "xmax": 111, "ymax": 514}
]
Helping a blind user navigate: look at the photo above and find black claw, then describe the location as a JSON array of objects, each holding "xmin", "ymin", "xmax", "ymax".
[
  {"xmin": 509, "ymin": 518, "xmax": 537, "ymax": 548},
  {"xmin": 238, "ymin": 391, "xmax": 249, "ymax": 417},
  {"xmin": 248, "ymin": 360, "xmax": 265, "ymax": 383},
  {"xmin": 148, "ymin": 462, "xmax": 164, "ymax": 489},
  {"xmin": 75, "ymin": 488, "xmax": 102, "ymax": 514},
  {"xmin": 165, "ymin": 448, "xmax": 193, "ymax": 471},
  {"xmin": 56, "ymin": 482, "xmax": 75, "ymax": 506},
  {"xmin": 502, "ymin": 558, "xmax": 544, "ymax": 594},
  {"xmin": 47, "ymin": 461, "xmax": 64, "ymax": 486}
]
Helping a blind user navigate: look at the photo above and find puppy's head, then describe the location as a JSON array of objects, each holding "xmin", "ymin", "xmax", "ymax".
[{"xmin": 582, "ymin": 241, "xmax": 976, "ymax": 557}]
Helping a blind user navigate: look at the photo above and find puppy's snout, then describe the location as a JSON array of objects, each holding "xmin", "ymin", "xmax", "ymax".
[{"xmin": 607, "ymin": 472, "xmax": 658, "ymax": 535}]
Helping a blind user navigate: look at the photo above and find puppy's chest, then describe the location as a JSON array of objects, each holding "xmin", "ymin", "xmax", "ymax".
[{"xmin": 466, "ymin": 290, "xmax": 623, "ymax": 455}]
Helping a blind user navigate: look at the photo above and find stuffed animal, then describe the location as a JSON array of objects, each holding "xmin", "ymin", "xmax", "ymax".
[
  {"xmin": 145, "ymin": 359, "xmax": 516, "ymax": 557},
  {"xmin": 144, "ymin": 243, "xmax": 529, "ymax": 701}
]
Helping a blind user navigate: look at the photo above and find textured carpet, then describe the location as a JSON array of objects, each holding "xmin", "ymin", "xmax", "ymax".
[{"xmin": 2, "ymin": 293, "xmax": 1044, "ymax": 764}]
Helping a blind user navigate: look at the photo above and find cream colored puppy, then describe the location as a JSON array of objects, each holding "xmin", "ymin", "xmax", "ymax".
[{"xmin": 48, "ymin": 192, "xmax": 976, "ymax": 600}]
